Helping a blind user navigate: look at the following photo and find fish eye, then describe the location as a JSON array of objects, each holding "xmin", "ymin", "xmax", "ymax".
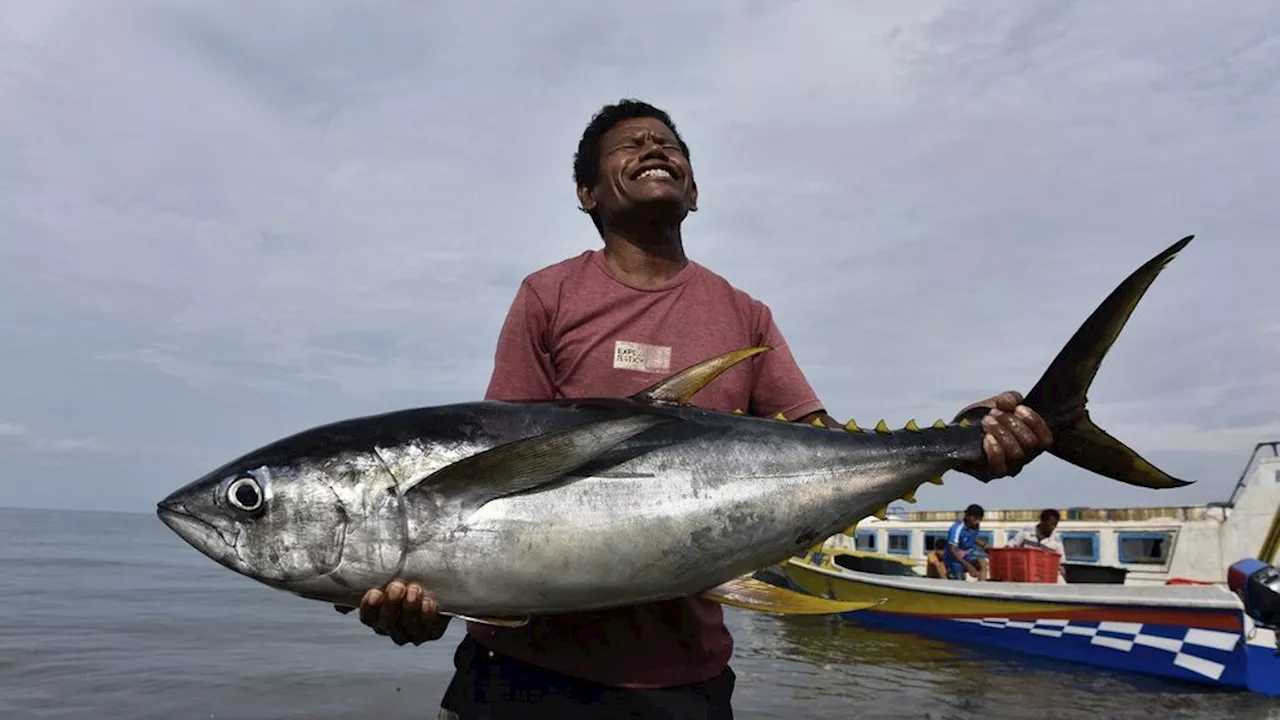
[{"xmin": 226, "ymin": 476, "xmax": 263, "ymax": 513}]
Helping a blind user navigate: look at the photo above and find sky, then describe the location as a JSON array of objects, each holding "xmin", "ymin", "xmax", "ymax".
[{"xmin": 1, "ymin": 1, "xmax": 1277, "ymax": 515}]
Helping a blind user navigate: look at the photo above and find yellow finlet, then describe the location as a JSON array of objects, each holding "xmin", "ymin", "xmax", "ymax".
[
  {"xmin": 904, "ymin": 418, "xmax": 920, "ymax": 432},
  {"xmin": 932, "ymin": 419, "xmax": 948, "ymax": 429},
  {"xmin": 874, "ymin": 419, "xmax": 890, "ymax": 434},
  {"xmin": 700, "ymin": 576, "xmax": 884, "ymax": 616},
  {"xmin": 844, "ymin": 419, "xmax": 860, "ymax": 433},
  {"xmin": 774, "ymin": 412, "xmax": 788, "ymax": 422},
  {"xmin": 927, "ymin": 476, "xmax": 944, "ymax": 485},
  {"xmin": 630, "ymin": 346, "xmax": 772, "ymax": 406},
  {"xmin": 732, "ymin": 408, "xmax": 745, "ymax": 415},
  {"xmin": 810, "ymin": 417, "xmax": 826, "ymax": 428},
  {"xmin": 872, "ymin": 505, "xmax": 888, "ymax": 520},
  {"xmin": 959, "ymin": 417, "xmax": 973, "ymax": 428},
  {"xmin": 901, "ymin": 489, "xmax": 917, "ymax": 504}
]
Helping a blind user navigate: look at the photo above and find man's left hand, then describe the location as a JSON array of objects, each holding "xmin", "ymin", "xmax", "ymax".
[{"xmin": 961, "ymin": 391, "xmax": 1053, "ymax": 478}]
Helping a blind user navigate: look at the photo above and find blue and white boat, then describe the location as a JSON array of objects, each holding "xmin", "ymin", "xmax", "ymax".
[{"xmin": 774, "ymin": 444, "xmax": 1280, "ymax": 696}]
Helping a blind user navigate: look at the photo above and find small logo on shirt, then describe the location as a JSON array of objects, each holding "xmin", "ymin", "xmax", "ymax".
[{"xmin": 613, "ymin": 340, "xmax": 672, "ymax": 374}]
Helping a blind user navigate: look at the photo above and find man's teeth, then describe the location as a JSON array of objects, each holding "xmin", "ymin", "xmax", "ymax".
[{"xmin": 638, "ymin": 168, "xmax": 672, "ymax": 179}]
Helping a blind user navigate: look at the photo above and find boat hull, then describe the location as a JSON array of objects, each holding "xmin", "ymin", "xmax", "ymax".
[{"xmin": 783, "ymin": 554, "xmax": 1279, "ymax": 695}]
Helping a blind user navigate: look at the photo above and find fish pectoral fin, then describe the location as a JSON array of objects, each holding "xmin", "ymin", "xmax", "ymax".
[
  {"xmin": 441, "ymin": 612, "xmax": 530, "ymax": 628},
  {"xmin": 630, "ymin": 347, "xmax": 771, "ymax": 406},
  {"xmin": 406, "ymin": 415, "xmax": 672, "ymax": 504},
  {"xmin": 699, "ymin": 577, "xmax": 883, "ymax": 615}
]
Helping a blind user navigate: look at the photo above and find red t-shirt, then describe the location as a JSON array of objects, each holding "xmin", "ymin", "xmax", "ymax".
[{"xmin": 472, "ymin": 249, "xmax": 825, "ymax": 688}]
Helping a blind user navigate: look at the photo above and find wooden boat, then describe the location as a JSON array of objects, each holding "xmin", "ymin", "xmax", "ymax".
[
  {"xmin": 781, "ymin": 546, "xmax": 1280, "ymax": 696},
  {"xmin": 768, "ymin": 444, "xmax": 1280, "ymax": 695}
]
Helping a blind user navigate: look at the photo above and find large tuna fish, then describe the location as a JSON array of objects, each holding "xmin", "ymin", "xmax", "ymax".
[{"xmin": 157, "ymin": 237, "xmax": 1196, "ymax": 626}]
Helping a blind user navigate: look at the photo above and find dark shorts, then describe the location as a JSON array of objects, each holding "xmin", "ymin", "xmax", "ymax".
[{"xmin": 437, "ymin": 634, "xmax": 736, "ymax": 720}]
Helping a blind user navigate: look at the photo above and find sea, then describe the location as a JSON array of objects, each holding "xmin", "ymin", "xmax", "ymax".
[{"xmin": 1, "ymin": 507, "xmax": 1278, "ymax": 720}]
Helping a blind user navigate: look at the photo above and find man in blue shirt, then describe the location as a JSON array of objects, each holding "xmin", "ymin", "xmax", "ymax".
[{"xmin": 945, "ymin": 504, "xmax": 988, "ymax": 580}]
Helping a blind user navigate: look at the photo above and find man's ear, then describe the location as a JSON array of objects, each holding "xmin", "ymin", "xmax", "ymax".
[
  {"xmin": 576, "ymin": 184, "xmax": 596, "ymax": 213},
  {"xmin": 689, "ymin": 180, "xmax": 698, "ymax": 213}
]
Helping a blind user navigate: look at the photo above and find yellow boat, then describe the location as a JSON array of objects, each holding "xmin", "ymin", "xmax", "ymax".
[{"xmin": 778, "ymin": 545, "xmax": 1280, "ymax": 695}]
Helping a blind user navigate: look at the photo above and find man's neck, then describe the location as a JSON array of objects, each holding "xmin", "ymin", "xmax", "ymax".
[{"xmin": 600, "ymin": 224, "xmax": 688, "ymax": 289}]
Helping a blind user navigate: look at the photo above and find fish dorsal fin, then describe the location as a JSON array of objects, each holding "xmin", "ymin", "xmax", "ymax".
[
  {"xmin": 407, "ymin": 415, "xmax": 671, "ymax": 511},
  {"xmin": 630, "ymin": 347, "xmax": 771, "ymax": 406}
]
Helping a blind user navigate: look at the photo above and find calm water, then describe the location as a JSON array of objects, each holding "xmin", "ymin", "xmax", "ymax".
[{"xmin": 2, "ymin": 507, "xmax": 1278, "ymax": 720}]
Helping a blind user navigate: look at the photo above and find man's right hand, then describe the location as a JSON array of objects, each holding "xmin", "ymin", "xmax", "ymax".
[{"xmin": 333, "ymin": 580, "xmax": 451, "ymax": 646}]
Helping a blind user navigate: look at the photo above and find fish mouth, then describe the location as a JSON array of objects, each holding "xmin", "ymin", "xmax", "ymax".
[{"xmin": 156, "ymin": 498, "xmax": 237, "ymax": 566}]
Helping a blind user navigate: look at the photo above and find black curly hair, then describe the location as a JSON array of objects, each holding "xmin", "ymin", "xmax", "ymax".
[{"xmin": 573, "ymin": 99, "xmax": 691, "ymax": 233}]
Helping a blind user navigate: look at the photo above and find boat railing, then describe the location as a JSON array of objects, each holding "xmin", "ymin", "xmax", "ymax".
[{"xmin": 1224, "ymin": 441, "xmax": 1280, "ymax": 509}]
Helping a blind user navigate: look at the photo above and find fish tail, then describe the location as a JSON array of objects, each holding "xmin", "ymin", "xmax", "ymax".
[{"xmin": 1018, "ymin": 235, "xmax": 1195, "ymax": 489}]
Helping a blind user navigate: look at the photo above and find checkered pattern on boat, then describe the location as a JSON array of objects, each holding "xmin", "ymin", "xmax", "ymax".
[{"xmin": 951, "ymin": 617, "xmax": 1240, "ymax": 680}]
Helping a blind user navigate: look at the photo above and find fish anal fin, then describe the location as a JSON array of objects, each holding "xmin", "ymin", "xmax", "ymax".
[
  {"xmin": 631, "ymin": 347, "xmax": 771, "ymax": 406},
  {"xmin": 408, "ymin": 415, "xmax": 671, "ymax": 507},
  {"xmin": 442, "ymin": 612, "xmax": 529, "ymax": 628},
  {"xmin": 699, "ymin": 576, "xmax": 883, "ymax": 615}
]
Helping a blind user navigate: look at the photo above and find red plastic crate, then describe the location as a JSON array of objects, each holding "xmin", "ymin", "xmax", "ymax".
[{"xmin": 987, "ymin": 547, "xmax": 1061, "ymax": 583}]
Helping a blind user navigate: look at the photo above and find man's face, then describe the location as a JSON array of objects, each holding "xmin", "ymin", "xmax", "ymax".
[
  {"xmin": 1040, "ymin": 517, "xmax": 1058, "ymax": 534},
  {"xmin": 965, "ymin": 514, "xmax": 982, "ymax": 529},
  {"xmin": 578, "ymin": 116, "xmax": 697, "ymax": 227}
]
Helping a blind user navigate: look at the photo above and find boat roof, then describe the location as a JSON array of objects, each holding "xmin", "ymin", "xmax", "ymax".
[
  {"xmin": 789, "ymin": 559, "xmax": 1243, "ymax": 610},
  {"xmin": 874, "ymin": 505, "xmax": 1225, "ymax": 524}
]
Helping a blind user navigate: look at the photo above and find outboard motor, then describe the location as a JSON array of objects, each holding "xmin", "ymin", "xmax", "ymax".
[{"xmin": 1228, "ymin": 558, "xmax": 1280, "ymax": 651}]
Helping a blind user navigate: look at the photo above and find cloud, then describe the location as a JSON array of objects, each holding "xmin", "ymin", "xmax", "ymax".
[
  {"xmin": 0, "ymin": 1, "xmax": 1276, "ymax": 512},
  {"xmin": 0, "ymin": 422, "xmax": 114, "ymax": 457}
]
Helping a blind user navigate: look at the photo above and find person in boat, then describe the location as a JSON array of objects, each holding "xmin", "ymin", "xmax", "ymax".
[
  {"xmin": 1010, "ymin": 508, "xmax": 1065, "ymax": 557},
  {"xmin": 926, "ymin": 536, "xmax": 949, "ymax": 579},
  {"xmin": 338, "ymin": 99, "xmax": 1052, "ymax": 719},
  {"xmin": 945, "ymin": 504, "xmax": 990, "ymax": 580},
  {"xmin": 1010, "ymin": 509, "xmax": 1067, "ymax": 582}
]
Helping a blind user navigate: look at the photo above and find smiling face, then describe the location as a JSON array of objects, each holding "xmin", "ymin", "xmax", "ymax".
[{"xmin": 577, "ymin": 116, "xmax": 698, "ymax": 229}]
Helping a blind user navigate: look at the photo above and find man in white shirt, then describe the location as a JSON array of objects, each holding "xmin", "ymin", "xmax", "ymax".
[
  {"xmin": 1010, "ymin": 509, "xmax": 1067, "ymax": 583},
  {"xmin": 1010, "ymin": 508, "xmax": 1064, "ymax": 555}
]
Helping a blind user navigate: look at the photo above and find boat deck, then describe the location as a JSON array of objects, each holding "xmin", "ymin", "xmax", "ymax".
[{"xmin": 789, "ymin": 559, "xmax": 1243, "ymax": 609}]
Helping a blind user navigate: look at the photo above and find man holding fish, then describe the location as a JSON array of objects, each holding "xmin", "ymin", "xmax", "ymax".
[{"xmin": 349, "ymin": 99, "xmax": 1054, "ymax": 719}]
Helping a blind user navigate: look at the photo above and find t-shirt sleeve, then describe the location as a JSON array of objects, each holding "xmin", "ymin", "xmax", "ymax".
[
  {"xmin": 748, "ymin": 302, "xmax": 825, "ymax": 420},
  {"xmin": 1047, "ymin": 532, "xmax": 1065, "ymax": 556},
  {"xmin": 484, "ymin": 280, "xmax": 556, "ymax": 402}
]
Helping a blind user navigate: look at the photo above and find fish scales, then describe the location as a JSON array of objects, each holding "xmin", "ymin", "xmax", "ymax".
[{"xmin": 158, "ymin": 236, "xmax": 1198, "ymax": 624}]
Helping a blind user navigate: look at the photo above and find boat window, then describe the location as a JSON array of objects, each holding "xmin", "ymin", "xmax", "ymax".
[
  {"xmin": 1060, "ymin": 531, "xmax": 1100, "ymax": 562},
  {"xmin": 855, "ymin": 530, "xmax": 877, "ymax": 552},
  {"xmin": 923, "ymin": 531, "xmax": 948, "ymax": 553},
  {"xmin": 978, "ymin": 530, "xmax": 994, "ymax": 547},
  {"xmin": 887, "ymin": 531, "xmax": 911, "ymax": 555},
  {"xmin": 1006, "ymin": 530, "xmax": 1019, "ymax": 544},
  {"xmin": 1117, "ymin": 531, "xmax": 1174, "ymax": 565}
]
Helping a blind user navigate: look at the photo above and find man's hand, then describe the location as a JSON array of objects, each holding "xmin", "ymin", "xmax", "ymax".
[
  {"xmin": 333, "ymin": 580, "xmax": 451, "ymax": 646},
  {"xmin": 958, "ymin": 391, "xmax": 1053, "ymax": 478}
]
